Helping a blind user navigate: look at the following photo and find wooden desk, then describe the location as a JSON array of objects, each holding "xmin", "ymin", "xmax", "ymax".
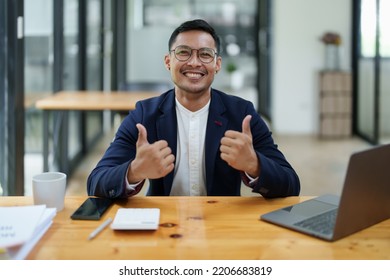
[
  {"xmin": 35, "ymin": 91, "xmax": 159, "ymax": 172},
  {"xmin": 1, "ymin": 196, "xmax": 389, "ymax": 260},
  {"xmin": 35, "ymin": 90, "xmax": 158, "ymax": 111}
]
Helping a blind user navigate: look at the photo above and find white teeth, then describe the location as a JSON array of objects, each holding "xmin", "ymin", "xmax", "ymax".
[{"xmin": 185, "ymin": 72, "xmax": 202, "ymax": 78}]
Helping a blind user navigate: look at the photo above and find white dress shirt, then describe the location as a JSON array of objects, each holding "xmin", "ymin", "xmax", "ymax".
[{"xmin": 170, "ymin": 98, "xmax": 209, "ymax": 196}]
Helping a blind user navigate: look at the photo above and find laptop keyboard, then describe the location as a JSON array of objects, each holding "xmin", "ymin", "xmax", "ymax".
[{"xmin": 294, "ymin": 209, "xmax": 338, "ymax": 235}]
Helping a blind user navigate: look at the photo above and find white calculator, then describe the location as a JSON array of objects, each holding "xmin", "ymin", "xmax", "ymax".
[{"xmin": 111, "ymin": 208, "xmax": 160, "ymax": 230}]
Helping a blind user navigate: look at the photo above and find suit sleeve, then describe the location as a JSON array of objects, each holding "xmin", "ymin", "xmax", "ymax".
[
  {"xmin": 243, "ymin": 105, "xmax": 300, "ymax": 198},
  {"xmin": 87, "ymin": 103, "xmax": 143, "ymax": 198}
]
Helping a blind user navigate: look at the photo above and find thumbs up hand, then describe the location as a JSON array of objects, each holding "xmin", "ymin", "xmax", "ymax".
[
  {"xmin": 127, "ymin": 123, "xmax": 175, "ymax": 183},
  {"xmin": 135, "ymin": 123, "xmax": 149, "ymax": 149},
  {"xmin": 220, "ymin": 115, "xmax": 260, "ymax": 178}
]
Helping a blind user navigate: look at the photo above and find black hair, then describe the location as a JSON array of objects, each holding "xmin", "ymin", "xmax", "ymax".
[{"xmin": 168, "ymin": 19, "xmax": 221, "ymax": 54}]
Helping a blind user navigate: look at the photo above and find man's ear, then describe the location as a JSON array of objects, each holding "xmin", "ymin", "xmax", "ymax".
[
  {"xmin": 215, "ymin": 56, "xmax": 222, "ymax": 73},
  {"xmin": 164, "ymin": 54, "xmax": 171, "ymax": 71}
]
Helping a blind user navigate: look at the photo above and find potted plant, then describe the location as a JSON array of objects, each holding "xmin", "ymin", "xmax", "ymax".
[
  {"xmin": 226, "ymin": 61, "xmax": 238, "ymax": 74},
  {"xmin": 226, "ymin": 60, "xmax": 243, "ymax": 90},
  {"xmin": 320, "ymin": 32, "xmax": 342, "ymax": 70}
]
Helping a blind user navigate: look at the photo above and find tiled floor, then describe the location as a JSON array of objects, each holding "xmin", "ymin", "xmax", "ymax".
[
  {"xmin": 65, "ymin": 130, "xmax": 371, "ymax": 197},
  {"xmin": 270, "ymin": 134, "xmax": 371, "ymax": 196}
]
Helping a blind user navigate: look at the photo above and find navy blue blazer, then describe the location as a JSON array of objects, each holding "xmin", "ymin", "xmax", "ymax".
[{"xmin": 87, "ymin": 89, "xmax": 300, "ymax": 198}]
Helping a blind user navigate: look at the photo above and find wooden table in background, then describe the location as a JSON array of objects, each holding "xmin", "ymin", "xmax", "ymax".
[
  {"xmin": 1, "ymin": 196, "xmax": 389, "ymax": 260},
  {"xmin": 35, "ymin": 91, "xmax": 158, "ymax": 111},
  {"xmin": 35, "ymin": 91, "xmax": 159, "ymax": 172}
]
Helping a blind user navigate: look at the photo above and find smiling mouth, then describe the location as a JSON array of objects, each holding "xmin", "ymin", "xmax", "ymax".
[{"xmin": 182, "ymin": 70, "xmax": 206, "ymax": 79}]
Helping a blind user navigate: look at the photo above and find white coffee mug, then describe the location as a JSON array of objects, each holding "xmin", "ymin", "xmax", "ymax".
[{"xmin": 32, "ymin": 172, "xmax": 67, "ymax": 212}]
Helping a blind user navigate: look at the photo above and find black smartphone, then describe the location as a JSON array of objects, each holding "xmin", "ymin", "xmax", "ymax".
[{"xmin": 70, "ymin": 197, "xmax": 113, "ymax": 220}]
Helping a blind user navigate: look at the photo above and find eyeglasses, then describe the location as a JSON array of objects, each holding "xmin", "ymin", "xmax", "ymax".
[{"xmin": 169, "ymin": 45, "xmax": 218, "ymax": 64}]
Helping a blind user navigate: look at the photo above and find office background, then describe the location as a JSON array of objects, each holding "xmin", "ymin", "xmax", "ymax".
[{"xmin": 1, "ymin": 0, "xmax": 389, "ymax": 196}]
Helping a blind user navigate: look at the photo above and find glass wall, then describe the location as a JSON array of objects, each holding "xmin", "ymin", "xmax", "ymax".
[
  {"xmin": 24, "ymin": 0, "xmax": 54, "ymax": 194},
  {"xmin": 0, "ymin": 0, "xmax": 6, "ymax": 195},
  {"xmin": 356, "ymin": 0, "xmax": 390, "ymax": 144},
  {"xmin": 87, "ymin": 0, "xmax": 102, "ymax": 90},
  {"xmin": 258, "ymin": 0, "xmax": 271, "ymax": 119},
  {"xmin": 85, "ymin": 0, "xmax": 103, "ymax": 146},
  {"xmin": 23, "ymin": 0, "xmax": 105, "ymax": 195},
  {"xmin": 357, "ymin": 0, "xmax": 376, "ymax": 140},
  {"xmin": 63, "ymin": 0, "xmax": 80, "ymax": 90},
  {"xmin": 64, "ymin": 0, "xmax": 83, "ymax": 165},
  {"xmin": 378, "ymin": 0, "xmax": 390, "ymax": 143},
  {"xmin": 1, "ymin": 0, "xmax": 24, "ymax": 195},
  {"xmin": 1, "ymin": 0, "xmax": 117, "ymax": 195},
  {"xmin": 60, "ymin": 0, "xmax": 104, "ymax": 174}
]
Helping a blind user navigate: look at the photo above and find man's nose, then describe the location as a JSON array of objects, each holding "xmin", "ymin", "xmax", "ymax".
[{"xmin": 186, "ymin": 50, "xmax": 202, "ymax": 65}]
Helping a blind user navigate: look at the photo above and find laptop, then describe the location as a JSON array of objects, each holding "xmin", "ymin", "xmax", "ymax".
[{"xmin": 261, "ymin": 144, "xmax": 390, "ymax": 241}]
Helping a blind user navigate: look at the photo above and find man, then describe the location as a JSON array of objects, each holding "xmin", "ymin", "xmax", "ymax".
[{"xmin": 87, "ymin": 19, "xmax": 300, "ymax": 198}]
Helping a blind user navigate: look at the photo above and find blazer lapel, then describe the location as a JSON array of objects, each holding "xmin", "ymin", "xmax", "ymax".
[
  {"xmin": 156, "ymin": 91, "xmax": 177, "ymax": 195},
  {"xmin": 205, "ymin": 91, "xmax": 228, "ymax": 193}
]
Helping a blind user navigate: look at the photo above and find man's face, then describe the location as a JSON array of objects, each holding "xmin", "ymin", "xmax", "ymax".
[{"xmin": 165, "ymin": 30, "xmax": 221, "ymax": 96}]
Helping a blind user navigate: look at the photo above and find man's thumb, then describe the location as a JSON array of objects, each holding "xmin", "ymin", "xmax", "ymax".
[
  {"xmin": 242, "ymin": 115, "xmax": 252, "ymax": 136},
  {"xmin": 136, "ymin": 123, "xmax": 149, "ymax": 146}
]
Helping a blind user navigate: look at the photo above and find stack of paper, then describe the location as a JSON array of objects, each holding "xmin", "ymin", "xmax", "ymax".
[{"xmin": 0, "ymin": 204, "xmax": 56, "ymax": 260}]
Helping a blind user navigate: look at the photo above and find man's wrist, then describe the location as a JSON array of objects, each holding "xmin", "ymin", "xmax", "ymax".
[
  {"xmin": 127, "ymin": 161, "xmax": 144, "ymax": 183},
  {"xmin": 245, "ymin": 172, "xmax": 259, "ymax": 185}
]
